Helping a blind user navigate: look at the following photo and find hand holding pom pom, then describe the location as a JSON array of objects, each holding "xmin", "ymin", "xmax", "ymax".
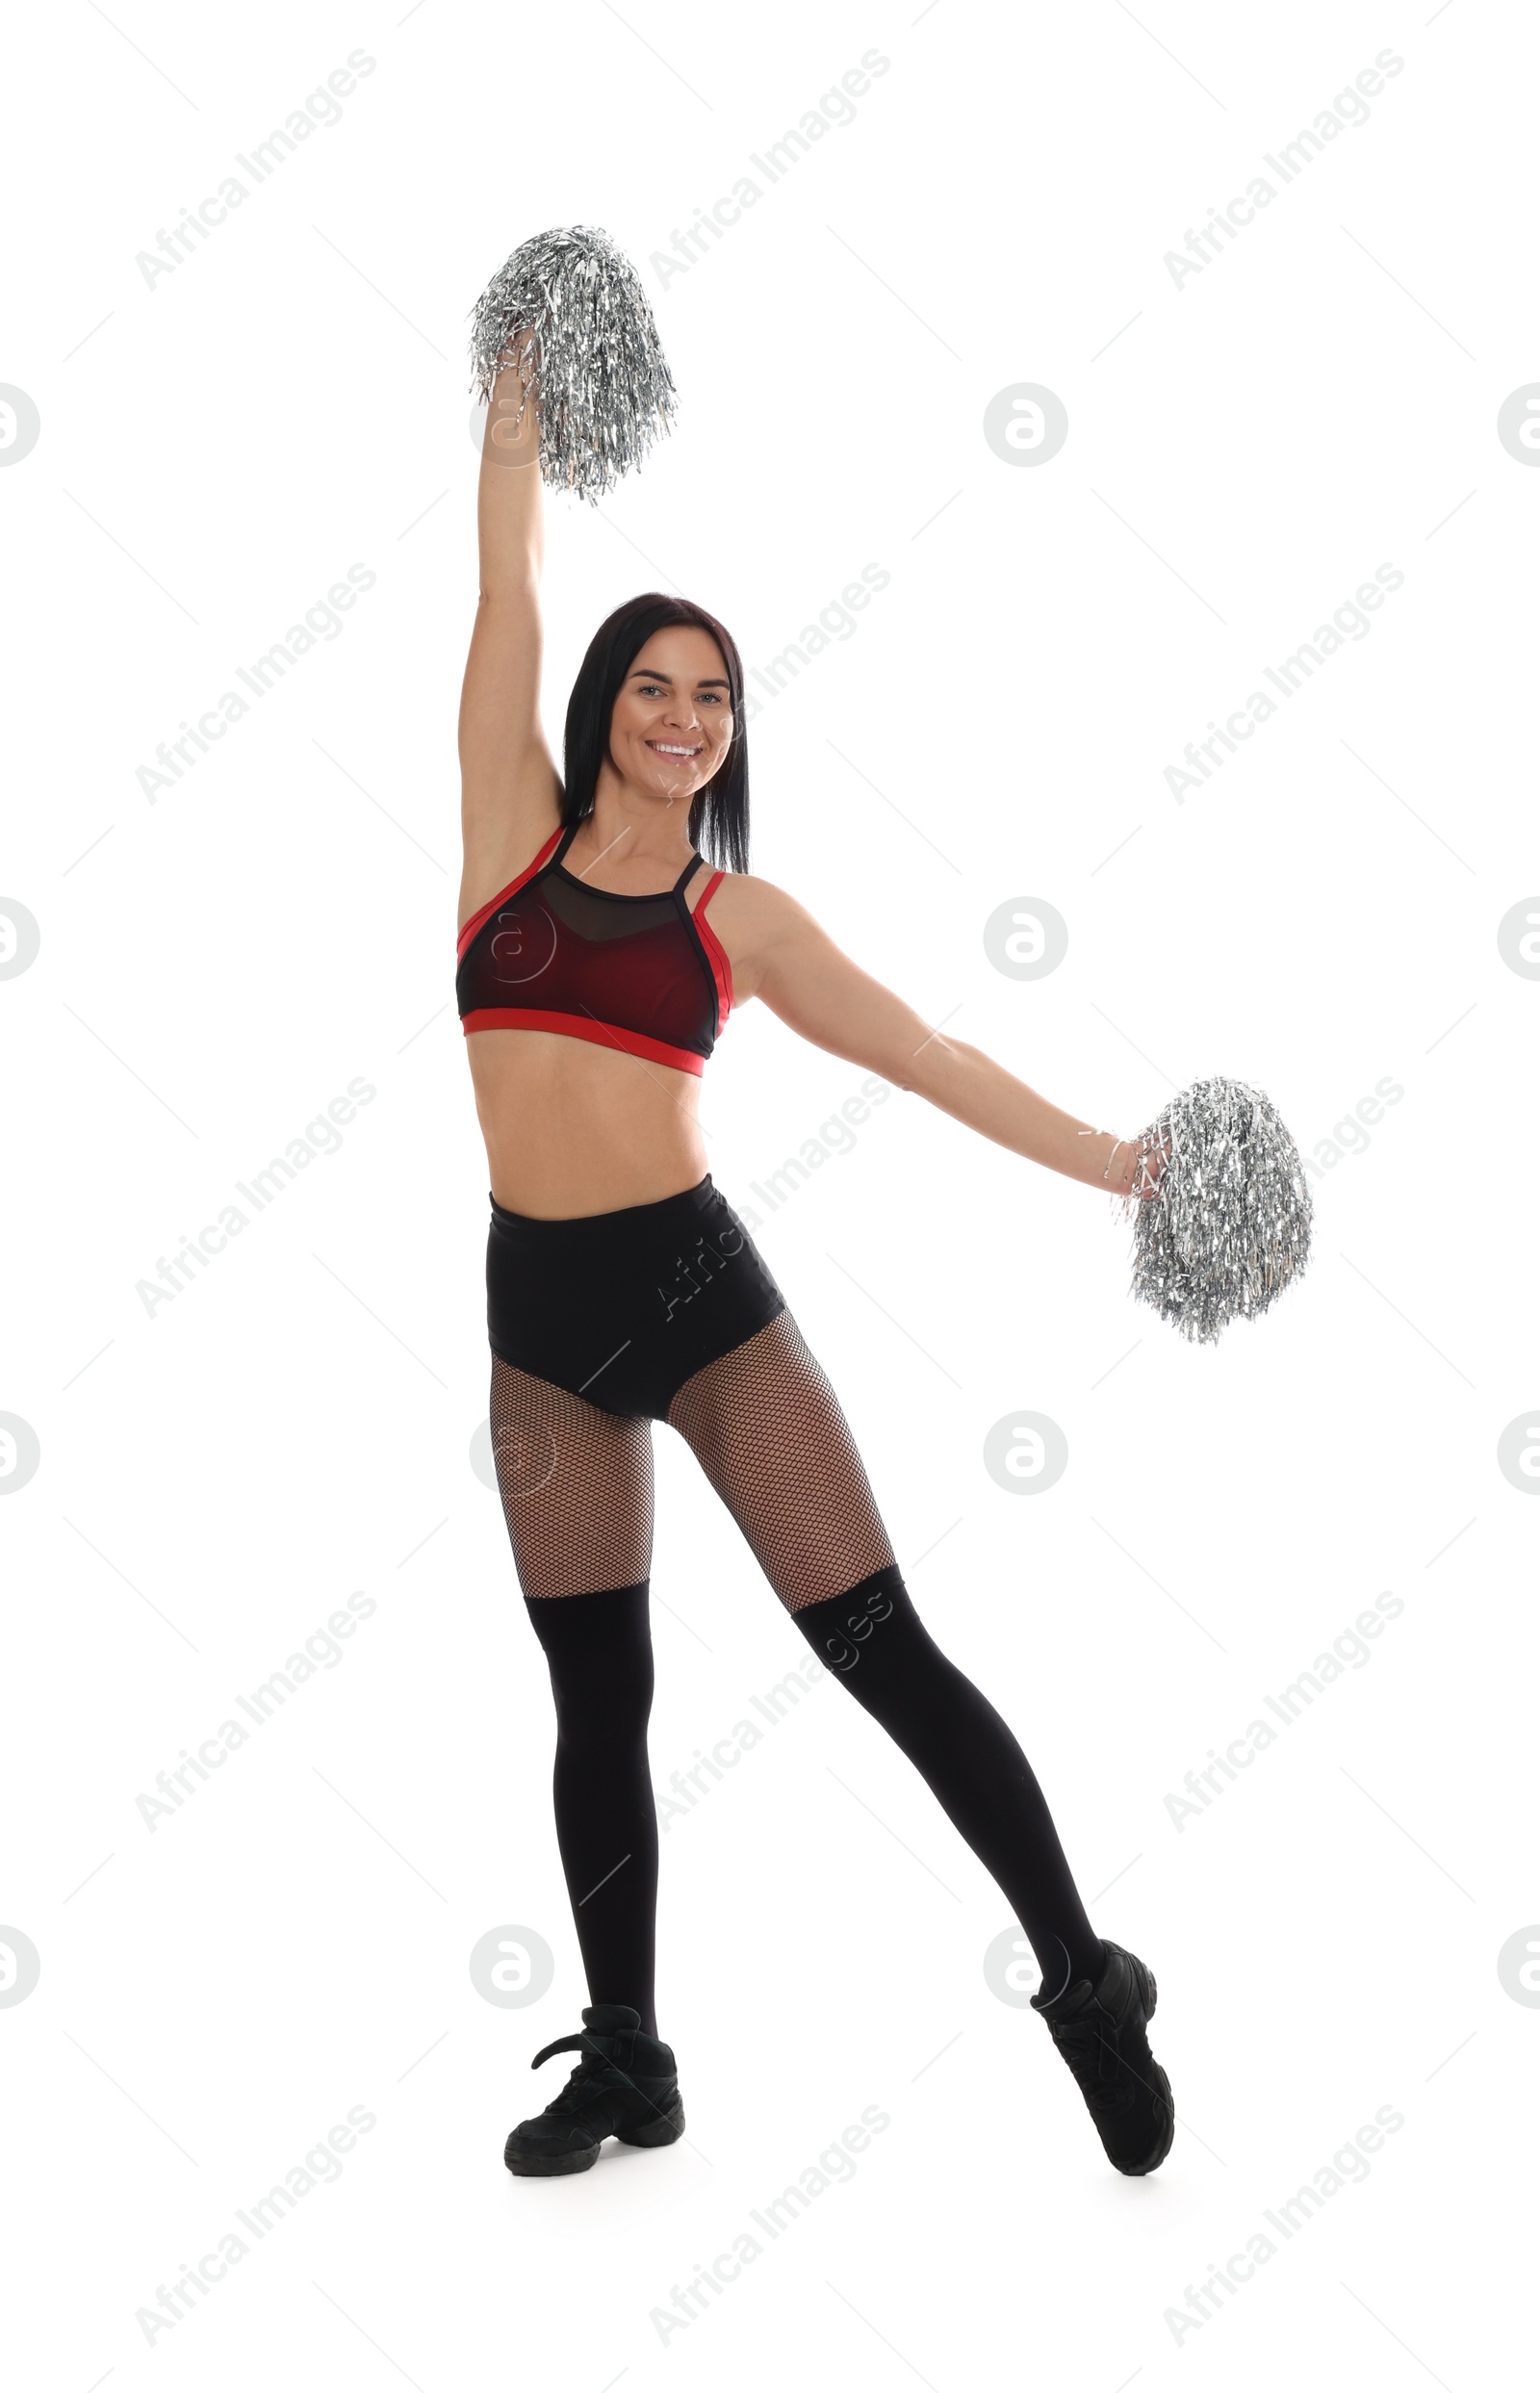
[
  {"xmin": 1101, "ymin": 1127, "xmax": 1171, "ymax": 1206},
  {"xmin": 469, "ymin": 226, "xmax": 678, "ymax": 504},
  {"xmin": 1113, "ymin": 1076, "xmax": 1313, "ymax": 1346}
]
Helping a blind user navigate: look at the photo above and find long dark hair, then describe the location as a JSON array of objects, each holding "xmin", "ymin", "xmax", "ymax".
[{"xmin": 561, "ymin": 592, "xmax": 750, "ymax": 875}]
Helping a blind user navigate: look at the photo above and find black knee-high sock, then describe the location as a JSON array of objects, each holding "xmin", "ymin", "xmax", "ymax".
[
  {"xmin": 523, "ymin": 1582, "xmax": 659, "ymax": 2039},
  {"xmin": 789, "ymin": 1565, "xmax": 1101, "ymax": 1997}
]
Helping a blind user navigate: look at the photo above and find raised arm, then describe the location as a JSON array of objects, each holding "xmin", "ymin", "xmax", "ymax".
[
  {"xmin": 737, "ymin": 880, "xmax": 1162, "ymax": 1199},
  {"xmin": 457, "ymin": 335, "xmax": 562, "ymax": 924}
]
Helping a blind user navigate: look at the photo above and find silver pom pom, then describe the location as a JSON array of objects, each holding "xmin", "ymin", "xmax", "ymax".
[
  {"xmin": 1116, "ymin": 1075, "xmax": 1314, "ymax": 1346},
  {"xmin": 469, "ymin": 225, "xmax": 678, "ymax": 504}
]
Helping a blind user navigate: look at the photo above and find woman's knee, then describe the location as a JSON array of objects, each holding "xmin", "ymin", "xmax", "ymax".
[
  {"xmin": 786, "ymin": 1562, "xmax": 911, "ymax": 1673},
  {"xmin": 525, "ymin": 1582, "xmax": 654, "ymax": 1728}
]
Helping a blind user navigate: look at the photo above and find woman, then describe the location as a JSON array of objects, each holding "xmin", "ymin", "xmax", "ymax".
[{"xmin": 459, "ymin": 345, "xmax": 1174, "ymax": 2181}]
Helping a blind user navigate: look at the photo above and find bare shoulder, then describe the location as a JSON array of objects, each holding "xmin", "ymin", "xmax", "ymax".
[
  {"xmin": 694, "ymin": 869, "xmax": 808, "ymax": 934},
  {"xmin": 691, "ymin": 869, "xmax": 817, "ymax": 1005}
]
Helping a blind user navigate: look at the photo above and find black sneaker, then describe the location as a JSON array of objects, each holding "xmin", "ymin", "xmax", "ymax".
[
  {"xmin": 1032, "ymin": 1940, "xmax": 1174, "ymax": 2175},
  {"xmin": 503, "ymin": 2002, "xmax": 685, "ymax": 2177}
]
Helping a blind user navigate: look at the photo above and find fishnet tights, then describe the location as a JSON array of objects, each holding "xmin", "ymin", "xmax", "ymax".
[
  {"xmin": 492, "ymin": 1311, "xmax": 896, "ymax": 1609},
  {"xmin": 666, "ymin": 1310, "xmax": 896, "ymax": 1608},
  {"xmin": 491, "ymin": 1358, "xmax": 654, "ymax": 1601}
]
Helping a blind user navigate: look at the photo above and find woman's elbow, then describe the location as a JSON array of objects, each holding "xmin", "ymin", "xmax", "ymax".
[{"xmin": 901, "ymin": 1030, "xmax": 978, "ymax": 1102}]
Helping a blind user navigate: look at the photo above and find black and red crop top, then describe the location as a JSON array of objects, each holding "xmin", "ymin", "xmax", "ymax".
[{"xmin": 455, "ymin": 820, "xmax": 732, "ymax": 1076}]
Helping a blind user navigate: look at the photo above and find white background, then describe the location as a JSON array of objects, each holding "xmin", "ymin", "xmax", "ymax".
[{"xmin": 3, "ymin": 1, "xmax": 1534, "ymax": 2385}]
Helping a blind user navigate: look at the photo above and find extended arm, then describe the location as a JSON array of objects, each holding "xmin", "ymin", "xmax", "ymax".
[
  {"xmin": 457, "ymin": 334, "xmax": 561, "ymax": 919},
  {"xmin": 744, "ymin": 883, "xmax": 1161, "ymax": 1199}
]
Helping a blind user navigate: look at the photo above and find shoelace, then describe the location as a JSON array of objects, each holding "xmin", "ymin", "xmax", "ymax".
[
  {"xmin": 544, "ymin": 2058, "xmax": 614, "ymax": 2116},
  {"xmin": 1050, "ymin": 2011, "xmax": 1134, "ymax": 2114},
  {"xmin": 531, "ymin": 2028, "xmax": 606, "ymax": 2071},
  {"xmin": 527, "ymin": 2028, "xmax": 674, "ymax": 2124},
  {"xmin": 528, "ymin": 2032, "xmax": 620, "ymax": 2115}
]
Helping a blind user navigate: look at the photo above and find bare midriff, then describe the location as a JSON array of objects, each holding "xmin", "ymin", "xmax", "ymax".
[{"xmin": 467, "ymin": 1027, "xmax": 710, "ymax": 1218}]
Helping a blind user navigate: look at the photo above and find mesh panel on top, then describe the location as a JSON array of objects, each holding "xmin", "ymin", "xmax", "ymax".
[{"xmin": 459, "ymin": 865, "xmax": 719, "ymax": 1058}]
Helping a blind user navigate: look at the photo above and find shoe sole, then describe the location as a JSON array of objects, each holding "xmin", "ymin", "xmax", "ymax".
[
  {"xmin": 1120, "ymin": 1956, "xmax": 1174, "ymax": 2176},
  {"xmin": 615, "ymin": 2105, "xmax": 685, "ymax": 2149},
  {"xmin": 504, "ymin": 2099, "xmax": 684, "ymax": 2176},
  {"xmin": 503, "ymin": 2137, "xmax": 603, "ymax": 2176},
  {"xmin": 1115, "ymin": 2063, "xmax": 1175, "ymax": 2175}
]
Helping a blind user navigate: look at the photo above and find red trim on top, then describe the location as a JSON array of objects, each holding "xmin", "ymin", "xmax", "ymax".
[
  {"xmin": 455, "ymin": 825, "xmax": 565, "ymax": 961},
  {"xmin": 691, "ymin": 870, "xmax": 733, "ymax": 1036},
  {"xmin": 461, "ymin": 1007, "xmax": 707, "ymax": 1076}
]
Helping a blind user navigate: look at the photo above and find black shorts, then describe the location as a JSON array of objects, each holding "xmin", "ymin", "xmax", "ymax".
[{"xmin": 486, "ymin": 1172, "xmax": 788, "ymax": 1421}]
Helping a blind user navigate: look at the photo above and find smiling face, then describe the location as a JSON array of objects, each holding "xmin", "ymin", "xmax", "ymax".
[{"xmin": 607, "ymin": 625, "xmax": 733, "ymax": 807}]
